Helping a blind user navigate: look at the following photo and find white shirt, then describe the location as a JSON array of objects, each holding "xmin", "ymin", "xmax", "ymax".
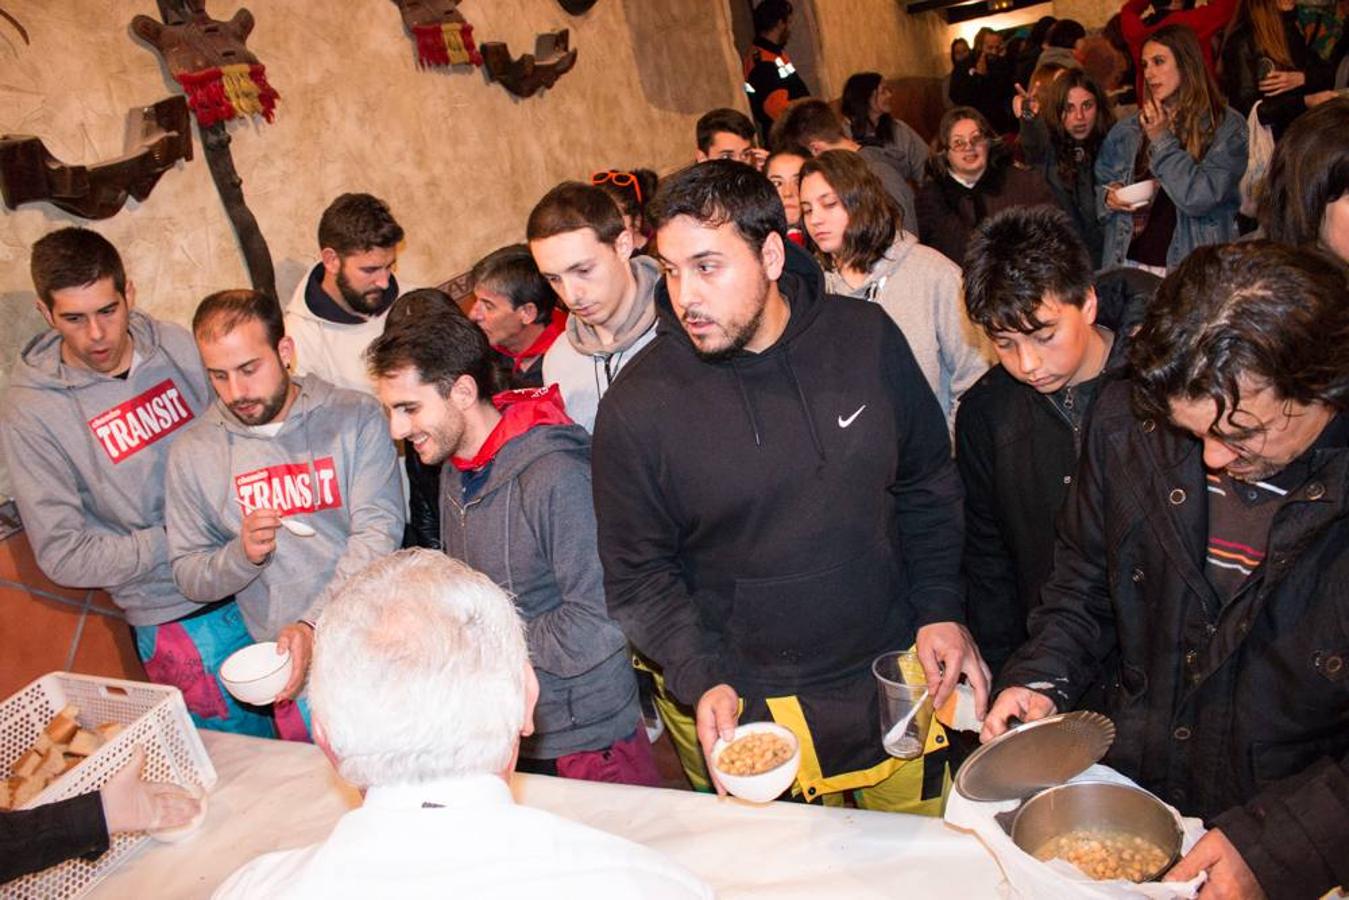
[
  {"xmin": 284, "ymin": 266, "xmax": 391, "ymax": 397},
  {"xmin": 212, "ymin": 774, "xmax": 713, "ymax": 900}
]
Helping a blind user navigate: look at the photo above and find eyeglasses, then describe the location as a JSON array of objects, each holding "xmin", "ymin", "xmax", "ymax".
[
  {"xmin": 591, "ymin": 169, "xmax": 642, "ymax": 204},
  {"xmin": 949, "ymin": 134, "xmax": 987, "ymax": 152}
]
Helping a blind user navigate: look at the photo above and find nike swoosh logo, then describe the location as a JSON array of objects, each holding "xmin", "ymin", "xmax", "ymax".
[{"xmin": 838, "ymin": 405, "xmax": 866, "ymax": 428}]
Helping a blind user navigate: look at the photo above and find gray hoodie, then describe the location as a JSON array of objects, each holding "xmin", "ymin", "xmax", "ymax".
[
  {"xmin": 540, "ymin": 256, "xmax": 662, "ymax": 432},
  {"xmin": 825, "ymin": 233, "xmax": 990, "ymax": 432},
  {"xmin": 1, "ymin": 311, "xmax": 211, "ymax": 626},
  {"xmin": 165, "ymin": 374, "xmax": 404, "ymax": 640},
  {"xmin": 441, "ymin": 420, "xmax": 637, "ymax": 759}
]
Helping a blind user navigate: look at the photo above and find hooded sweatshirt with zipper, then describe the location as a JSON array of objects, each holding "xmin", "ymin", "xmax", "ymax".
[
  {"xmin": 592, "ymin": 242, "xmax": 965, "ymax": 778},
  {"xmin": 1, "ymin": 311, "xmax": 211, "ymax": 626},
  {"xmin": 440, "ymin": 386, "xmax": 638, "ymax": 760},
  {"xmin": 825, "ymin": 232, "xmax": 990, "ymax": 434},
  {"xmin": 541, "ymin": 255, "xmax": 661, "ymax": 432},
  {"xmin": 165, "ymin": 374, "xmax": 404, "ymax": 640}
]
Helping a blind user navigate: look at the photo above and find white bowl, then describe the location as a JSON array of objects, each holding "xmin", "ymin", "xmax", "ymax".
[
  {"xmin": 219, "ymin": 642, "xmax": 292, "ymax": 705},
  {"xmin": 1116, "ymin": 179, "xmax": 1158, "ymax": 207},
  {"xmin": 710, "ymin": 722, "xmax": 801, "ymax": 803}
]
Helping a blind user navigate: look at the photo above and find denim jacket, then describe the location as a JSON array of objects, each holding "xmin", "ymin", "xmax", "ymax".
[{"xmin": 1094, "ymin": 107, "xmax": 1247, "ymax": 270}]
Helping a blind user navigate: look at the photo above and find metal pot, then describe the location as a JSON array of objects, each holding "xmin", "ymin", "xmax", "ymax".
[{"xmin": 1010, "ymin": 781, "xmax": 1183, "ymax": 882}]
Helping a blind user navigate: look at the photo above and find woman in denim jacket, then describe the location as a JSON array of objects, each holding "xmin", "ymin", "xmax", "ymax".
[{"xmin": 1096, "ymin": 24, "xmax": 1247, "ymax": 272}]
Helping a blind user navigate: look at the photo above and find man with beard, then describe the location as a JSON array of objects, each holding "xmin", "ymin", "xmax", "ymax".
[
  {"xmin": 592, "ymin": 160, "xmax": 989, "ymax": 810},
  {"xmin": 365, "ymin": 312, "xmax": 658, "ymax": 785},
  {"xmin": 983, "ymin": 242, "xmax": 1349, "ymax": 900},
  {"xmin": 284, "ymin": 193, "xmax": 404, "ymax": 395},
  {"xmin": 1, "ymin": 228, "xmax": 270, "ymax": 737},
  {"xmin": 166, "ymin": 290, "xmax": 404, "ymax": 736},
  {"xmin": 528, "ymin": 182, "xmax": 662, "ymax": 432}
]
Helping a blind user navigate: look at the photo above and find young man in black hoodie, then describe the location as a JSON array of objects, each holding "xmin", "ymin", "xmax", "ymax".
[
  {"xmin": 956, "ymin": 206, "xmax": 1158, "ymax": 679},
  {"xmin": 592, "ymin": 160, "xmax": 989, "ymax": 812}
]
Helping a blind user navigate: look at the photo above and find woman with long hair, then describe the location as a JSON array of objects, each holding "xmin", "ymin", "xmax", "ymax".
[
  {"xmin": 840, "ymin": 71, "xmax": 930, "ymax": 184},
  {"xmin": 1257, "ymin": 98, "xmax": 1349, "ymax": 262},
  {"xmin": 1220, "ymin": 0, "xmax": 1330, "ymax": 137},
  {"xmin": 798, "ymin": 150, "xmax": 988, "ymax": 429},
  {"xmin": 1096, "ymin": 24, "xmax": 1247, "ymax": 273},
  {"xmin": 915, "ymin": 106, "xmax": 1056, "ymax": 266},
  {"xmin": 1018, "ymin": 69, "xmax": 1117, "ymax": 266}
]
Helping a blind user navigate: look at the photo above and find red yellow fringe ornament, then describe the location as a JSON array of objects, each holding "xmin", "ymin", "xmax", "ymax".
[{"xmin": 175, "ymin": 63, "xmax": 280, "ymax": 127}]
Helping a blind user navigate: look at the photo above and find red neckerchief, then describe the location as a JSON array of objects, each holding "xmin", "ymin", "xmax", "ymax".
[
  {"xmin": 492, "ymin": 309, "xmax": 567, "ymax": 373},
  {"xmin": 787, "ymin": 228, "xmax": 806, "ymax": 247},
  {"xmin": 450, "ymin": 384, "xmax": 573, "ymax": 471}
]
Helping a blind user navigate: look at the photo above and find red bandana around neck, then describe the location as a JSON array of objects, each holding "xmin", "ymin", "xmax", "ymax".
[
  {"xmin": 450, "ymin": 384, "xmax": 573, "ymax": 472},
  {"xmin": 492, "ymin": 309, "xmax": 568, "ymax": 373}
]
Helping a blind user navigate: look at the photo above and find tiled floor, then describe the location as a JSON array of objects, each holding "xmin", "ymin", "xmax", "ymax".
[{"xmin": 0, "ymin": 530, "xmax": 146, "ymax": 699}]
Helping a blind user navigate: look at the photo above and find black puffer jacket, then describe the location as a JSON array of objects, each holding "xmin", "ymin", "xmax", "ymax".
[
  {"xmin": 956, "ymin": 267, "xmax": 1157, "ymax": 677},
  {"xmin": 1000, "ymin": 379, "xmax": 1349, "ymax": 900}
]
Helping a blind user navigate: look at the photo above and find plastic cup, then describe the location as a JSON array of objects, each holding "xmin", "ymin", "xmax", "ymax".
[{"xmin": 872, "ymin": 650, "xmax": 933, "ymax": 759}]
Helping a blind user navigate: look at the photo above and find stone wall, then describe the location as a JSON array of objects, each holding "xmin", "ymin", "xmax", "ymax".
[{"xmin": 0, "ymin": 0, "xmax": 744, "ymax": 498}]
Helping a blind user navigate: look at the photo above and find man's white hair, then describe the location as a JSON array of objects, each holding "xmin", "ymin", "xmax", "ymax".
[{"xmin": 310, "ymin": 549, "xmax": 528, "ymax": 787}]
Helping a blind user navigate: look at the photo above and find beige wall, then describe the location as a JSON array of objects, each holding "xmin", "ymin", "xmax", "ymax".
[
  {"xmin": 811, "ymin": 0, "xmax": 953, "ymax": 97},
  {"xmin": 0, "ymin": 0, "xmax": 744, "ymax": 498}
]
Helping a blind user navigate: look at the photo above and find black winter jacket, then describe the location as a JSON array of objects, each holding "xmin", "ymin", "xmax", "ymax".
[
  {"xmin": 1000, "ymin": 379, "xmax": 1349, "ymax": 900},
  {"xmin": 956, "ymin": 268, "xmax": 1157, "ymax": 676},
  {"xmin": 593, "ymin": 244, "xmax": 965, "ymax": 777}
]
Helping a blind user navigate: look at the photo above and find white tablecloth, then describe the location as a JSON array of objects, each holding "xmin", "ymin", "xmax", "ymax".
[{"xmin": 91, "ymin": 730, "xmax": 1007, "ymax": 898}]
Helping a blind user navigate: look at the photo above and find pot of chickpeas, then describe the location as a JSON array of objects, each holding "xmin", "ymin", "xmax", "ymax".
[{"xmin": 1011, "ymin": 781, "xmax": 1183, "ymax": 883}]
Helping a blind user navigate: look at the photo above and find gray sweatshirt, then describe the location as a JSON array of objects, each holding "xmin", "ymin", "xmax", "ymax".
[
  {"xmin": 441, "ymin": 419, "xmax": 637, "ymax": 759},
  {"xmin": 826, "ymin": 233, "xmax": 990, "ymax": 432},
  {"xmin": 541, "ymin": 255, "xmax": 662, "ymax": 432},
  {"xmin": 165, "ymin": 374, "xmax": 404, "ymax": 640},
  {"xmin": 1, "ymin": 311, "xmax": 211, "ymax": 626}
]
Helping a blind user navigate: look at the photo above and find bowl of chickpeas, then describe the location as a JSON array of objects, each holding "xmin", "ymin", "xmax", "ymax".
[
  {"xmin": 1011, "ymin": 781, "xmax": 1183, "ymax": 883},
  {"xmin": 710, "ymin": 722, "xmax": 801, "ymax": 803}
]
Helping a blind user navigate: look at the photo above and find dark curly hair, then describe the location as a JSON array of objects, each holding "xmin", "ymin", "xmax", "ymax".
[{"xmin": 1129, "ymin": 241, "xmax": 1349, "ymax": 428}]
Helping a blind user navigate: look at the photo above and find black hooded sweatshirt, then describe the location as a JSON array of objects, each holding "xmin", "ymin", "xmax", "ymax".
[{"xmin": 592, "ymin": 243, "xmax": 965, "ymax": 777}]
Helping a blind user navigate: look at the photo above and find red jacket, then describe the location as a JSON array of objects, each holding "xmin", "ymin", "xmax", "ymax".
[{"xmin": 1120, "ymin": 0, "xmax": 1238, "ymax": 95}]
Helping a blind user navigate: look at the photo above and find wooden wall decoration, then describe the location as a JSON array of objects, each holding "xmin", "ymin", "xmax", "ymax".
[
  {"xmin": 0, "ymin": 97, "xmax": 193, "ymax": 220},
  {"xmin": 131, "ymin": 0, "xmax": 278, "ymax": 300},
  {"xmin": 391, "ymin": 0, "xmax": 579, "ymax": 98}
]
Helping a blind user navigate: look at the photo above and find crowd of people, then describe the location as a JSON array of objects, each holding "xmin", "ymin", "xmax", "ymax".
[{"xmin": 2, "ymin": 0, "xmax": 1348, "ymax": 896}]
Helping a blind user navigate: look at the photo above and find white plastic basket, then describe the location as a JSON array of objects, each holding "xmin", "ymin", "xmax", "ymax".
[{"xmin": 1, "ymin": 672, "xmax": 217, "ymax": 899}]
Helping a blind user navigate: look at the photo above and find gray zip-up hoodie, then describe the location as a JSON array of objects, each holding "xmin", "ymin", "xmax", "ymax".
[
  {"xmin": 1, "ymin": 311, "xmax": 211, "ymax": 626},
  {"xmin": 825, "ymin": 232, "xmax": 990, "ymax": 433},
  {"xmin": 540, "ymin": 255, "xmax": 662, "ymax": 432},
  {"xmin": 165, "ymin": 374, "xmax": 404, "ymax": 640},
  {"xmin": 441, "ymin": 417, "xmax": 637, "ymax": 759}
]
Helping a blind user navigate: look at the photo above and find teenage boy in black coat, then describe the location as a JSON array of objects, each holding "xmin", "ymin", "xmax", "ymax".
[
  {"xmin": 592, "ymin": 160, "xmax": 989, "ymax": 812},
  {"xmin": 956, "ymin": 207, "xmax": 1159, "ymax": 678},
  {"xmin": 984, "ymin": 242, "xmax": 1349, "ymax": 900}
]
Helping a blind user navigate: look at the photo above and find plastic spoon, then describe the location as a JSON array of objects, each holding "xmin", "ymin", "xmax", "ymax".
[
  {"xmin": 883, "ymin": 688, "xmax": 929, "ymax": 754},
  {"xmin": 235, "ymin": 498, "xmax": 315, "ymax": 537}
]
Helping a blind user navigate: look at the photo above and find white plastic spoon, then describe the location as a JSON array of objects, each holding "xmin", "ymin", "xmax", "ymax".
[
  {"xmin": 235, "ymin": 498, "xmax": 315, "ymax": 537},
  {"xmin": 883, "ymin": 688, "xmax": 929, "ymax": 757}
]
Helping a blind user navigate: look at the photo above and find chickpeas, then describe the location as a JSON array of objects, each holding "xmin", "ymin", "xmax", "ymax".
[
  {"xmin": 1034, "ymin": 828, "xmax": 1170, "ymax": 882},
  {"xmin": 716, "ymin": 732, "xmax": 793, "ymax": 776}
]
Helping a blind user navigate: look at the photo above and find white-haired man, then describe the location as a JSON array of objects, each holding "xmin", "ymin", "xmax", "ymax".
[{"xmin": 214, "ymin": 550, "xmax": 712, "ymax": 900}]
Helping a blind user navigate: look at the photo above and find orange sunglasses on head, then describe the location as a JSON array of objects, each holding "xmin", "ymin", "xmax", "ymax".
[{"xmin": 591, "ymin": 169, "xmax": 641, "ymax": 204}]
